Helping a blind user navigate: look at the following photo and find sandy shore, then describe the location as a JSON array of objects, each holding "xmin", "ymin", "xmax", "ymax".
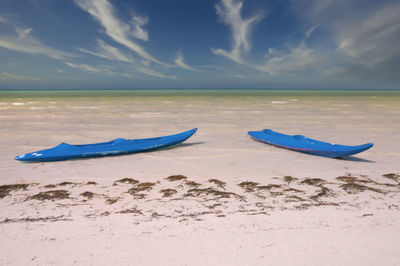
[
  {"xmin": 1, "ymin": 92, "xmax": 400, "ymax": 265},
  {"xmin": 1, "ymin": 173, "xmax": 400, "ymax": 265}
]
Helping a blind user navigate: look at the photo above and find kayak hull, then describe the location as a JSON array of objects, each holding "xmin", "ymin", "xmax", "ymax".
[
  {"xmin": 15, "ymin": 128, "xmax": 197, "ymax": 162},
  {"xmin": 248, "ymin": 129, "xmax": 373, "ymax": 158}
]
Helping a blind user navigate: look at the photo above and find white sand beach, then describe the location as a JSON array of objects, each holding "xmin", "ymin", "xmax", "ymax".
[{"xmin": 1, "ymin": 90, "xmax": 400, "ymax": 265}]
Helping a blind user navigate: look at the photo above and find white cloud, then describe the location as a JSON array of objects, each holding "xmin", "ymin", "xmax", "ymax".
[
  {"xmin": 256, "ymin": 43, "xmax": 320, "ymax": 76},
  {"xmin": 335, "ymin": 3, "xmax": 400, "ymax": 69},
  {"xmin": 74, "ymin": 0, "xmax": 161, "ymax": 64},
  {"xmin": 65, "ymin": 62, "xmax": 116, "ymax": 76},
  {"xmin": 211, "ymin": 0, "xmax": 265, "ymax": 63},
  {"xmin": 78, "ymin": 39, "xmax": 135, "ymax": 63},
  {"xmin": 0, "ymin": 72, "xmax": 42, "ymax": 81},
  {"xmin": 291, "ymin": 0, "xmax": 400, "ymax": 80},
  {"xmin": 174, "ymin": 51, "xmax": 199, "ymax": 72},
  {"xmin": 0, "ymin": 27, "xmax": 75, "ymax": 60},
  {"xmin": 131, "ymin": 14, "xmax": 148, "ymax": 41},
  {"xmin": 0, "ymin": 16, "xmax": 7, "ymax": 23},
  {"xmin": 138, "ymin": 67, "xmax": 178, "ymax": 80}
]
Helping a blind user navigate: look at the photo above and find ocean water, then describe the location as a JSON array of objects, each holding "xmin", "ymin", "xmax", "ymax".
[{"xmin": 1, "ymin": 89, "xmax": 399, "ymax": 181}]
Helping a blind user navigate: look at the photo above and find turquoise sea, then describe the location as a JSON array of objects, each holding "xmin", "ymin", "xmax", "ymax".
[{"xmin": 1, "ymin": 89, "xmax": 400, "ymax": 98}]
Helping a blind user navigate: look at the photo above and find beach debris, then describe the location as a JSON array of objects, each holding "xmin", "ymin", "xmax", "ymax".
[
  {"xmin": 43, "ymin": 184, "xmax": 57, "ymax": 188},
  {"xmin": 208, "ymin": 179, "xmax": 226, "ymax": 189},
  {"xmin": 284, "ymin": 188, "xmax": 305, "ymax": 194},
  {"xmin": 165, "ymin": 175, "xmax": 188, "ymax": 181},
  {"xmin": 340, "ymin": 183, "xmax": 385, "ymax": 194},
  {"xmin": 300, "ymin": 178, "xmax": 326, "ymax": 186},
  {"xmin": 114, "ymin": 178, "xmax": 139, "ymax": 185},
  {"xmin": 382, "ymin": 173, "xmax": 399, "ymax": 182},
  {"xmin": 0, "ymin": 215, "xmax": 71, "ymax": 224},
  {"xmin": 86, "ymin": 181, "xmax": 97, "ymax": 185},
  {"xmin": 283, "ymin": 176, "xmax": 297, "ymax": 184},
  {"xmin": 160, "ymin": 188, "xmax": 178, "ymax": 197},
  {"xmin": 29, "ymin": 190, "xmax": 70, "ymax": 201},
  {"xmin": 57, "ymin": 181, "xmax": 79, "ymax": 186},
  {"xmin": 0, "ymin": 184, "xmax": 29, "ymax": 198},
  {"xmin": 238, "ymin": 181, "xmax": 258, "ymax": 192},
  {"xmin": 185, "ymin": 180, "xmax": 201, "ymax": 188},
  {"xmin": 127, "ymin": 182, "xmax": 156, "ymax": 198},
  {"xmin": 336, "ymin": 176, "xmax": 371, "ymax": 183},
  {"xmin": 310, "ymin": 186, "xmax": 336, "ymax": 201},
  {"xmin": 185, "ymin": 187, "xmax": 239, "ymax": 199},
  {"xmin": 105, "ymin": 197, "xmax": 119, "ymax": 205},
  {"xmin": 257, "ymin": 184, "xmax": 282, "ymax": 191},
  {"xmin": 80, "ymin": 191, "xmax": 95, "ymax": 199},
  {"xmin": 117, "ymin": 208, "xmax": 142, "ymax": 214},
  {"xmin": 285, "ymin": 195, "xmax": 307, "ymax": 202}
]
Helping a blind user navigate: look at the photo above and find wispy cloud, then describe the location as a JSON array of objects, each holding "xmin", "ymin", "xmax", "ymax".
[
  {"xmin": 174, "ymin": 51, "xmax": 199, "ymax": 72},
  {"xmin": 257, "ymin": 43, "xmax": 319, "ymax": 75},
  {"xmin": 78, "ymin": 39, "xmax": 135, "ymax": 63},
  {"xmin": 74, "ymin": 0, "xmax": 162, "ymax": 64},
  {"xmin": 131, "ymin": 14, "xmax": 148, "ymax": 41},
  {"xmin": 0, "ymin": 27, "xmax": 75, "ymax": 60},
  {"xmin": 0, "ymin": 72, "xmax": 42, "ymax": 81},
  {"xmin": 65, "ymin": 62, "xmax": 116, "ymax": 76},
  {"xmin": 0, "ymin": 16, "xmax": 7, "ymax": 23},
  {"xmin": 138, "ymin": 67, "xmax": 178, "ymax": 80},
  {"xmin": 211, "ymin": 0, "xmax": 265, "ymax": 63},
  {"xmin": 291, "ymin": 0, "xmax": 400, "ymax": 80}
]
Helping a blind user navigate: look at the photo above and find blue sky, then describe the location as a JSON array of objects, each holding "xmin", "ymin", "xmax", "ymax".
[{"xmin": 0, "ymin": 0, "xmax": 399, "ymax": 89}]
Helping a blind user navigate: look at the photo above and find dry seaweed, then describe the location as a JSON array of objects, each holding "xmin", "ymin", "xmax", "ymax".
[
  {"xmin": 128, "ymin": 182, "xmax": 156, "ymax": 195},
  {"xmin": 257, "ymin": 184, "xmax": 282, "ymax": 191},
  {"xmin": 336, "ymin": 176, "xmax": 371, "ymax": 183},
  {"xmin": 117, "ymin": 208, "xmax": 142, "ymax": 214},
  {"xmin": 0, "ymin": 184, "xmax": 29, "ymax": 198},
  {"xmin": 160, "ymin": 189, "xmax": 178, "ymax": 197},
  {"xmin": 1, "ymin": 215, "xmax": 71, "ymax": 224},
  {"xmin": 165, "ymin": 175, "xmax": 188, "ymax": 181},
  {"xmin": 285, "ymin": 195, "xmax": 307, "ymax": 202},
  {"xmin": 238, "ymin": 181, "xmax": 259, "ymax": 192},
  {"xmin": 185, "ymin": 181, "xmax": 201, "ymax": 188},
  {"xmin": 86, "ymin": 181, "xmax": 97, "ymax": 185},
  {"xmin": 270, "ymin": 192, "xmax": 284, "ymax": 197},
  {"xmin": 185, "ymin": 187, "xmax": 239, "ymax": 199},
  {"xmin": 57, "ymin": 182, "xmax": 78, "ymax": 186},
  {"xmin": 284, "ymin": 188, "xmax": 305, "ymax": 194},
  {"xmin": 283, "ymin": 176, "xmax": 297, "ymax": 184},
  {"xmin": 43, "ymin": 184, "xmax": 57, "ymax": 188},
  {"xmin": 114, "ymin": 178, "xmax": 139, "ymax": 185},
  {"xmin": 383, "ymin": 173, "xmax": 400, "ymax": 182},
  {"xmin": 300, "ymin": 178, "xmax": 326, "ymax": 186},
  {"xmin": 29, "ymin": 190, "xmax": 70, "ymax": 201},
  {"xmin": 208, "ymin": 179, "xmax": 226, "ymax": 189},
  {"xmin": 340, "ymin": 183, "xmax": 386, "ymax": 194},
  {"xmin": 80, "ymin": 191, "xmax": 94, "ymax": 199},
  {"xmin": 105, "ymin": 197, "xmax": 119, "ymax": 205},
  {"xmin": 310, "ymin": 186, "xmax": 336, "ymax": 201}
]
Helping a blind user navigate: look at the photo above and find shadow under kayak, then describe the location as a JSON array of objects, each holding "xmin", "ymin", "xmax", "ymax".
[
  {"xmin": 15, "ymin": 128, "xmax": 197, "ymax": 162},
  {"xmin": 248, "ymin": 129, "xmax": 373, "ymax": 158}
]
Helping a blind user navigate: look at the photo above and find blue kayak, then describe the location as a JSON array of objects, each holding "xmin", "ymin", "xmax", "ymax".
[
  {"xmin": 248, "ymin": 129, "xmax": 373, "ymax": 158},
  {"xmin": 15, "ymin": 128, "xmax": 197, "ymax": 162}
]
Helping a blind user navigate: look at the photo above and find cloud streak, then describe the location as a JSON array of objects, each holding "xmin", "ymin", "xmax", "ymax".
[
  {"xmin": 0, "ymin": 72, "xmax": 42, "ymax": 81},
  {"xmin": 0, "ymin": 27, "xmax": 75, "ymax": 60},
  {"xmin": 174, "ymin": 51, "xmax": 199, "ymax": 72},
  {"xmin": 78, "ymin": 39, "xmax": 135, "ymax": 63},
  {"xmin": 211, "ymin": 0, "xmax": 265, "ymax": 63},
  {"xmin": 74, "ymin": 0, "xmax": 161, "ymax": 64},
  {"xmin": 65, "ymin": 62, "xmax": 116, "ymax": 76}
]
